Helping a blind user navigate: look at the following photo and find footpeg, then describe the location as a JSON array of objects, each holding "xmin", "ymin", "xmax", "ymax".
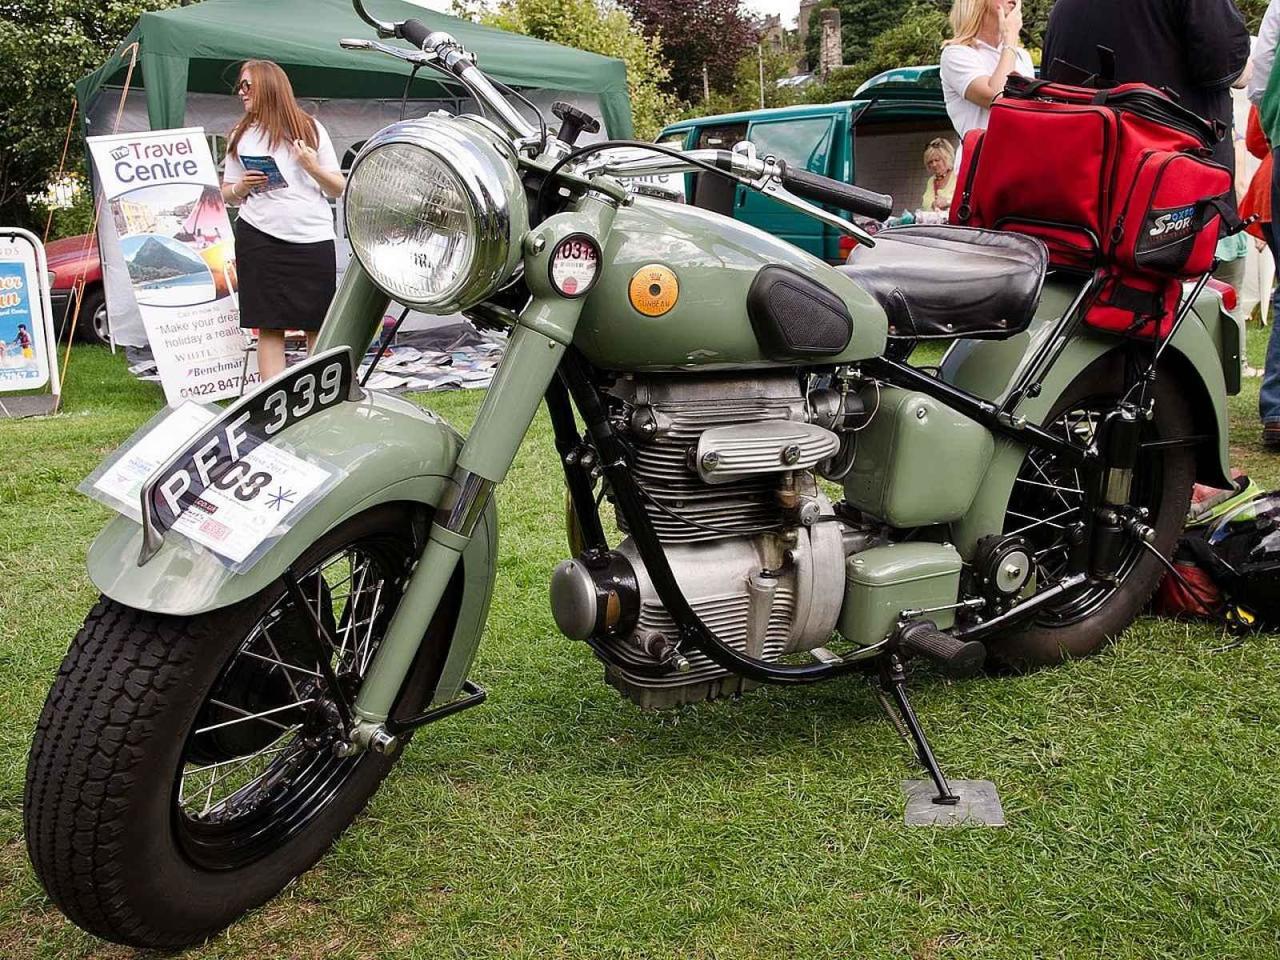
[{"xmin": 897, "ymin": 619, "xmax": 986, "ymax": 677}]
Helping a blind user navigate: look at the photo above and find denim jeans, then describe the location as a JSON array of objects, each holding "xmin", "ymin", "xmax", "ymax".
[{"xmin": 1261, "ymin": 148, "xmax": 1280, "ymax": 426}]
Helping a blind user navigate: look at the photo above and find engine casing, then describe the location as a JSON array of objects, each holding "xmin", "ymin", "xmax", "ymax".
[{"xmin": 551, "ymin": 374, "xmax": 847, "ymax": 708}]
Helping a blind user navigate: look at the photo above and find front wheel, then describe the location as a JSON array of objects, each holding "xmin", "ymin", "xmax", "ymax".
[
  {"xmin": 24, "ymin": 504, "xmax": 450, "ymax": 948},
  {"xmin": 989, "ymin": 360, "xmax": 1196, "ymax": 668}
]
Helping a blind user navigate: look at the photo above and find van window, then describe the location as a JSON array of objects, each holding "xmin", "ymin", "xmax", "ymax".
[
  {"xmin": 657, "ymin": 131, "xmax": 688, "ymax": 149},
  {"xmin": 748, "ymin": 117, "xmax": 834, "ymax": 174},
  {"xmin": 695, "ymin": 123, "xmax": 748, "ymax": 149}
]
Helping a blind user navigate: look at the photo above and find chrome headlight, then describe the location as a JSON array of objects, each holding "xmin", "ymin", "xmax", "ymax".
[{"xmin": 345, "ymin": 115, "xmax": 527, "ymax": 313}]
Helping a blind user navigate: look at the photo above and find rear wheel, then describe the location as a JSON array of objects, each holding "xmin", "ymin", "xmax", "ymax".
[
  {"xmin": 75, "ymin": 286, "xmax": 110, "ymax": 346},
  {"xmin": 24, "ymin": 504, "xmax": 453, "ymax": 948},
  {"xmin": 990, "ymin": 361, "xmax": 1196, "ymax": 668}
]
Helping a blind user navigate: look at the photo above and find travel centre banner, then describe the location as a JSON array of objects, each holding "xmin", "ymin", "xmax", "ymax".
[{"xmin": 88, "ymin": 127, "xmax": 247, "ymax": 405}]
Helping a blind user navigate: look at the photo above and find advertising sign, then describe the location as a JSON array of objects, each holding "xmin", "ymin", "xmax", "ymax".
[
  {"xmin": 87, "ymin": 127, "xmax": 249, "ymax": 405},
  {"xmin": 0, "ymin": 230, "xmax": 55, "ymax": 394}
]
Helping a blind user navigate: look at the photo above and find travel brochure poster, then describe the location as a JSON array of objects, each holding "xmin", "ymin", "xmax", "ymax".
[
  {"xmin": 87, "ymin": 127, "xmax": 247, "ymax": 405},
  {"xmin": 0, "ymin": 237, "xmax": 50, "ymax": 392}
]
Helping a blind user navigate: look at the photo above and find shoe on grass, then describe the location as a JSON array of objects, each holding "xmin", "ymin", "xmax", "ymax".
[{"xmin": 1265, "ymin": 423, "xmax": 1280, "ymax": 449}]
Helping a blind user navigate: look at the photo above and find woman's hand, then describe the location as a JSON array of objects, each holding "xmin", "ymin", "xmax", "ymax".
[
  {"xmin": 294, "ymin": 139, "xmax": 320, "ymax": 174},
  {"xmin": 999, "ymin": 0, "xmax": 1023, "ymax": 47},
  {"xmin": 295, "ymin": 139, "xmax": 346, "ymax": 198},
  {"xmin": 222, "ymin": 171, "xmax": 268, "ymax": 204}
]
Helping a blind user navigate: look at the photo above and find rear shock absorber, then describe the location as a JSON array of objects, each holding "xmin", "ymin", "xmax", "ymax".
[{"xmin": 1089, "ymin": 402, "xmax": 1143, "ymax": 581}]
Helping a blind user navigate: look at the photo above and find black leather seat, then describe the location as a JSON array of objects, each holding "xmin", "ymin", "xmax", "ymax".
[{"xmin": 838, "ymin": 224, "xmax": 1048, "ymax": 340}]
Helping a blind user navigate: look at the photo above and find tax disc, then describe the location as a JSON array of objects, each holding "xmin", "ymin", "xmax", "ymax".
[{"xmin": 549, "ymin": 234, "xmax": 601, "ymax": 298}]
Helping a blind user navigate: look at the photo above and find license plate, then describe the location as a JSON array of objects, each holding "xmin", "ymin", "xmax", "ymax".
[{"xmin": 138, "ymin": 347, "xmax": 356, "ymax": 563}]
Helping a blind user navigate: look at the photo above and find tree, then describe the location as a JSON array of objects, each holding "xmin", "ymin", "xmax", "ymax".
[
  {"xmin": 806, "ymin": 0, "xmax": 930, "ymax": 73},
  {"xmin": 805, "ymin": 4, "xmax": 949, "ymax": 102},
  {"xmin": 694, "ymin": 43, "xmax": 806, "ymax": 119},
  {"xmin": 621, "ymin": 0, "xmax": 762, "ymax": 103},
  {"xmin": 0, "ymin": 1, "xmax": 182, "ymax": 232},
  {"xmin": 469, "ymin": 0, "xmax": 679, "ymax": 139}
]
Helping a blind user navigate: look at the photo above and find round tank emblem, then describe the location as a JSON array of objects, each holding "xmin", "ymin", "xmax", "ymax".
[{"xmin": 628, "ymin": 264, "xmax": 679, "ymax": 317}]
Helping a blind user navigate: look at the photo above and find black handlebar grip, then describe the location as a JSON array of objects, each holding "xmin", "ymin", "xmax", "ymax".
[
  {"xmin": 398, "ymin": 18, "xmax": 432, "ymax": 49},
  {"xmin": 781, "ymin": 165, "xmax": 894, "ymax": 222},
  {"xmin": 897, "ymin": 620, "xmax": 986, "ymax": 677}
]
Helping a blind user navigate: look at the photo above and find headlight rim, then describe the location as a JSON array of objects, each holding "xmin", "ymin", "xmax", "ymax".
[{"xmin": 345, "ymin": 115, "xmax": 524, "ymax": 314}]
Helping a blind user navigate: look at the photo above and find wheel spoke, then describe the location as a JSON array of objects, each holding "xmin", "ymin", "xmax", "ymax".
[
  {"xmin": 174, "ymin": 532, "xmax": 404, "ymax": 866},
  {"xmin": 1007, "ymin": 506, "xmax": 1080, "ymax": 537},
  {"xmin": 194, "ymin": 698, "xmax": 314, "ymax": 736}
]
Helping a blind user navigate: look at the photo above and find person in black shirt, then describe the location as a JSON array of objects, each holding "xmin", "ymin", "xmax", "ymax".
[{"xmin": 1041, "ymin": 0, "xmax": 1250, "ymax": 174}]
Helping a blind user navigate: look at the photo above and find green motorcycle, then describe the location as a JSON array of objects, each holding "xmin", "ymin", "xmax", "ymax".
[{"xmin": 24, "ymin": 0, "xmax": 1240, "ymax": 947}]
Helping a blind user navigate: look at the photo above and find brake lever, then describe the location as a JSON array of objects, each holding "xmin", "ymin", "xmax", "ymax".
[
  {"xmin": 339, "ymin": 37, "xmax": 435, "ymax": 66},
  {"xmin": 754, "ymin": 156, "xmax": 876, "ymax": 249}
]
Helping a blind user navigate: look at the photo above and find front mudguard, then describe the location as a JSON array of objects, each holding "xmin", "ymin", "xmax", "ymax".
[
  {"xmin": 943, "ymin": 280, "xmax": 1236, "ymax": 557},
  {"xmin": 85, "ymin": 390, "xmax": 497, "ymax": 704}
]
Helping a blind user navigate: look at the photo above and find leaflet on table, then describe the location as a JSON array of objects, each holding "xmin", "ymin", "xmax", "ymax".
[{"xmin": 80, "ymin": 402, "xmax": 345, "ymax": 572}]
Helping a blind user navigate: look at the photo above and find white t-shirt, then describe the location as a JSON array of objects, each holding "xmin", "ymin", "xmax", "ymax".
[
  {"xmin": 941, "ymin": 39, "xmax": 1036, "ymax": 141},
  {"xmin": 223, "ymin": 120, "xmax": 341, "ymax": 244}
]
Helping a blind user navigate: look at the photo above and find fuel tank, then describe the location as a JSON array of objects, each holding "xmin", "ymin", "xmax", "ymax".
[{"xmin": 574, "ymin": 198, "xmax": 887, "ymax": 372}]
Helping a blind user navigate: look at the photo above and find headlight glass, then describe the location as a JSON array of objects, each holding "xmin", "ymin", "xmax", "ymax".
[{"xmin": 346, "ymin": 143, "xmax": 476, "ymax": 307}]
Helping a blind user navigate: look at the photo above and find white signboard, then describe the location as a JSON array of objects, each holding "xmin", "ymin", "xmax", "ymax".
[
  {"xmin": 593, "ymin": 146, "xmax": 687, "ymax": 202},
  {"xmin": 87, "ymin": 127, "xmax": 248, "ymax": 406},
  {"xmin": 0, "ymin": 229, "xmax": 58, "ymax": 396}
]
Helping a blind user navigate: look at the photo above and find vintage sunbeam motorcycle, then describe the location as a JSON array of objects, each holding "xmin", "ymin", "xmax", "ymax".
[{"xmin": 24, "ymin": 0, "xmax": 1241, "ymax": 947}]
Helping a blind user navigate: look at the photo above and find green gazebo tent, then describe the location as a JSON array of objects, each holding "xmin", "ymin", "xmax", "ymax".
[{"xmin": 75, "ymin": 0, "xmax": 634, "ymax": 138}]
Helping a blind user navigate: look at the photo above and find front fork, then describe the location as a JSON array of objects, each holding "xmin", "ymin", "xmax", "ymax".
[{"xmin": 345, "ymin": 194, "xmax": 619, "ymax": 752}]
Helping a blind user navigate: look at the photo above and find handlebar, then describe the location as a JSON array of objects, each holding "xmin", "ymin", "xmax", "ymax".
[
  {"xmin": 780, "ymin": 166, "xmax": 894, "ymax": 222},
  {"xmin": 398, "ymin": 18, "xmax": 433, "ymax": 49}
]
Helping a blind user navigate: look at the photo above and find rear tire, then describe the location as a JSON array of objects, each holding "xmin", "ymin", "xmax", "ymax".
[
  {"xmin": 75, "ymin": 286, "xmax": 110, "ymax": 346},
  {"xmin": 23, "ymin": 504, "xmax": 454, "ymax": 948},
  {"xmin": 989, "ymin": 360, "xmax": 1196, "ymax": 669}
]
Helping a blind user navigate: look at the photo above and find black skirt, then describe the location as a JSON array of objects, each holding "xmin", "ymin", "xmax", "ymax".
[{"xmin": 235, "ymin": 218, "xmax": 336, "ymax": 332}]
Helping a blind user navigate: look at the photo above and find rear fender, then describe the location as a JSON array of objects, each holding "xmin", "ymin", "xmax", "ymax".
[
  {"xmin": 942, "ymin": 280, "xmax": 1232, "ymax": 557},
  {"xmin": 86, "ymin": 390, "xmax": 497, "ymax": 703}
]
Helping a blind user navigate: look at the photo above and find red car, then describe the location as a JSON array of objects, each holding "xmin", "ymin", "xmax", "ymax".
[{"xmin": 45, "ymin": 233, "xmax": 111, "ymax": 345}]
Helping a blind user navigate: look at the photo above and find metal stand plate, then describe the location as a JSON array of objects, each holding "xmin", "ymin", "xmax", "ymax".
[
  {"xmin": 902, "ymin": 779, "xmax": 1005, "ymax": 826},
  {"xmin": 0, "ymin": 395, "xmax": 58, "ymax": 419}
]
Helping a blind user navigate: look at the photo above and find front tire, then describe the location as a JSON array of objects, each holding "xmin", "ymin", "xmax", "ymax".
[
  {"xmin": 989, "ymin": 360, "xmax": 1196, "ymax": 668},
  {"xmin": 24, "ymin": 504, "xmax": 453, "ymax": 948}
]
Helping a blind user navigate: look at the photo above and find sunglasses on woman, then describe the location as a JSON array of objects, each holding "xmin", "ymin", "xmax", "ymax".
[{"xmin": 235, "ymin": 78, "xmax": 253, "ymax": 95}]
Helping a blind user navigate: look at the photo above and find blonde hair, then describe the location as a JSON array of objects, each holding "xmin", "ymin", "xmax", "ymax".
[
  {"xmin": 923, "ymin": 137, "xmax": 956, "ymax": 168},
  {"xmin": 944, "ymin": 0, "xmax": 1019, "ymax": 48}
]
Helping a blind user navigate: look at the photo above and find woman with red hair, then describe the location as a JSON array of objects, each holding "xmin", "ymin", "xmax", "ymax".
[{"xmin": 220, "ymin": 60, "xmax": 345, "ymax": 382}]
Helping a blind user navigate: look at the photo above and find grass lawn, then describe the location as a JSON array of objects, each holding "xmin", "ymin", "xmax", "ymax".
[{"xmin": 2, "ymin": 331, "xmax": 1280, "ymax": 959}]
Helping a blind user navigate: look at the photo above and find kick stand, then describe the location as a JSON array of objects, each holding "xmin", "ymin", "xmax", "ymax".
[{"xmin": 877, "ymin": 653, "xmax": 958, "ymax": 805}]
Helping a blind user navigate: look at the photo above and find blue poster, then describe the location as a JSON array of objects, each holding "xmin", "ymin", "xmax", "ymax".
[{"xmin": 0, "ymin": 256, "xmax": 48, "ymax": 390}]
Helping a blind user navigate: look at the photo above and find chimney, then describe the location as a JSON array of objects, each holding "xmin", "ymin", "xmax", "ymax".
[{"xmin": 819, "ymin": 8, "xmax": 842, "ymax": 77}]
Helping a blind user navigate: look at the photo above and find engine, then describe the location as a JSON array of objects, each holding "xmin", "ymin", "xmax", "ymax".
[{"xmin": 550, "ymin": 374, "xmax": 865, "ymax": 709}]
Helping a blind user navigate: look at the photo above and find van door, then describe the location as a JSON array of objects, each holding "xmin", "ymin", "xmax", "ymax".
[{"xmin": 738, "ymin": 114, "xmax": 838, "ymax": 259}]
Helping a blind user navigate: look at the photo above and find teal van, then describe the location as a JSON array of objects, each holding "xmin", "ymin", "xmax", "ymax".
[{"xmin": 657, "ymin": 67, "xmax": 953, "ymax": 264}]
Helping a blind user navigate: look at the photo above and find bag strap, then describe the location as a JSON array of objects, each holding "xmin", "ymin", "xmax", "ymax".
[
  {"xmin": 1202, "ymin": 193, "xmax": 1251, "ymax": 237},
  {"xmin": 1094, "ymin": 45, "xmax": 1117, "ymax": 87},
  {"xmin": 1108, "ymin": 280, "xmax": 1167, "ymax": 317},
  {"xmin": 1181, "ymin": 535, "xmax": 1242, "ymax": 591}
]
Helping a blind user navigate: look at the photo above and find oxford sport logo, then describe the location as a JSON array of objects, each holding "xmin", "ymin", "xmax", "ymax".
[{"xmin": 1148, "ymin": 205, "xmax": 1196, "ymax": 239}]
